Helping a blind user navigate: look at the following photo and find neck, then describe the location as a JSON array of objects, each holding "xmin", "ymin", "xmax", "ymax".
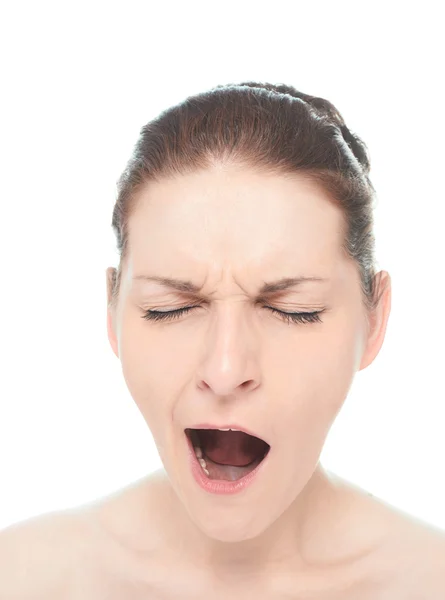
[{"xmin": 161, "ymin": 463, "xmax": 355, "ymax": 574}]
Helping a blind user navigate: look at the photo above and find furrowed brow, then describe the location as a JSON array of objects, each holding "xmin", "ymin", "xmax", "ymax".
[{"xmin": 132, "ymin": 275, "xmax": 328, "ymax": 296}]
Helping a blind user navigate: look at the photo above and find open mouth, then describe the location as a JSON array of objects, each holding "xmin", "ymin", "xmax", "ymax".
[{"xmin": 185, "ymin": 428, "xmax": 271, "ymax": 482}]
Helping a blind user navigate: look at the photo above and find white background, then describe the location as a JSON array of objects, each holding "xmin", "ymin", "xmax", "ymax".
[{"xmin": 0, "ymin": 2, "xmax": 443, "ymax": 531}]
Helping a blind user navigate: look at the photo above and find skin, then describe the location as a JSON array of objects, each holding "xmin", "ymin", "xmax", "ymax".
[
  {"xmin": 103, "ymin": 163, "xmax": 397, "ymax": 588},
  {"xmin": 0, "ymin": 164, "xmax": 445, "ymax": 600},
  {"xmin": 3, "ymin": 162, "xmax": 445, "ymax": 598}
]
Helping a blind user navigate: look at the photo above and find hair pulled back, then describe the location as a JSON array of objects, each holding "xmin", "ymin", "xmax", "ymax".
[{"xmin": 110, "ymin": 81, "xmax": 381, "ymax": 314}]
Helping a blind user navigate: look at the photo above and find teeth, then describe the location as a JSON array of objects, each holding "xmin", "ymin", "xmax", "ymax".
[
  {"xmin": 218, "ymin": 428, "xmax": 240, "ymax": 431},
  {"xmin": 198, "ymin": 455, "xmax": 210, "ymax": 478},
  {"xmin": 193, "ymin": 444, "xmax": 210, "ymax": 477}
]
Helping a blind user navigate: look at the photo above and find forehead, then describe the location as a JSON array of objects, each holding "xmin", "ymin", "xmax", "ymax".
[{"xmin": 127, "ymin": 166, "xmax": 346, "ymax": 278}]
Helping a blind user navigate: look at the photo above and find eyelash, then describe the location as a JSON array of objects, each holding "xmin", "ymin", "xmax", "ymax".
[{"xmin": 141, "ymin": 305, "xmax": 324, "ymax": 325}]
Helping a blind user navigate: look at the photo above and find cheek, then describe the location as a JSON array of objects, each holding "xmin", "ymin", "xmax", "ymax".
[
  {"xmin": 277, "ymin": 322, "xmax": 362, "ymax": 438},
  {"xmin": 118, "ymin": 318, "xmax": 193, "ymax": 445},
  {"xmin": 118, "ymin": 328, "xmax": 170, "ymax": 429}
]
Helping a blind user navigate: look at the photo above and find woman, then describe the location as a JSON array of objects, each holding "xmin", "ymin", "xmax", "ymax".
[{"xmin": 1, "ymin": 82, "xmax": 444, "ymax": 598}]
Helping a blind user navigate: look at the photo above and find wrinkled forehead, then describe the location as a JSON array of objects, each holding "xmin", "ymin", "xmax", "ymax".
[
  {"xmin": 127, "ymin": 168, "xmax": 347, "ymax": 271},
  {"xmin": 116, "ymin": 169, "xmax": 362, "ymax": 304}
]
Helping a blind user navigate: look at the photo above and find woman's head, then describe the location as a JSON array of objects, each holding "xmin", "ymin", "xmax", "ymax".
[{"xmin": 106, "ymin": 82, "xmax": 391, "ymax": 543}]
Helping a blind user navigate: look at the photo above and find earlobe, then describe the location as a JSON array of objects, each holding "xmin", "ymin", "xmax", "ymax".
[{"xmin": 358, "ymin": 271, "xmax": 392, "ymax": 371}]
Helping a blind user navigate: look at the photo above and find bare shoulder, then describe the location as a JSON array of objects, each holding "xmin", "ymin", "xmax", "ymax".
[
  {"xmin": 334, "ymin": 473, "xmax": 445, "ymax": 597},
  {"xmin": 0, "ymin": 509, "xmax": 91, "ymax": 598},
  {"xmin": 1, "ymin": 478, "xmax": 170, "ymax": 600},
  {"xmin": 0, "ymin": 473, "xmax": 172, "ymax": 599},
  {"xmin": 383, "ymin": 510, "xmax": 445, "ymax": 597}
]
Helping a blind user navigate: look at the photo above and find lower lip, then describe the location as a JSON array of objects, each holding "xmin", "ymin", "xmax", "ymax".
[{"xmin": 185, "ymin": 432, "xmax": 270, "ymax": 495}]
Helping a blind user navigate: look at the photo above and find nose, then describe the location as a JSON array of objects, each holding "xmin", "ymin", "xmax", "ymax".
[{"xmin": 195, "ymin": 303, "xmax": 261, "ymax": 398}]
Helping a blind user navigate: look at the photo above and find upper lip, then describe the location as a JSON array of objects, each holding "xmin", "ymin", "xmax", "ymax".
[{"xmin": 185, "ymin": 423, "xmax": 270, "ymax": 446}]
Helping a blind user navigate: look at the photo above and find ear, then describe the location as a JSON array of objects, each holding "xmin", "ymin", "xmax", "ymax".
[
  {"xmin": 358, "ymin": 270, "xmax": 392, "ymax": 371},
  {"xmin": 106, "ymin": 267, "xmax": 119, "ymax": 359}
]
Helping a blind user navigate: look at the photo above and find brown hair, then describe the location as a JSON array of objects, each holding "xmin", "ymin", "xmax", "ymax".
[{"xmin": 109, "ymin": 81, "xmax": 383, "ymax": 315}]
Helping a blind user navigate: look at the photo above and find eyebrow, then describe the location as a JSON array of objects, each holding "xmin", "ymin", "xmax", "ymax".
[{"xmin": 132, "ymin": 274, "xmax": 328, "ymax": 296}]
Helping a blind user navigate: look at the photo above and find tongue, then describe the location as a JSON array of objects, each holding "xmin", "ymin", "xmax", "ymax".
[
  {"xmin": 204, "ymin": 453, "xmax": 263, "ymax": 481},
  {"xmin": 198, "ymin": 429, "xmax": 264, "ymax": 467}
]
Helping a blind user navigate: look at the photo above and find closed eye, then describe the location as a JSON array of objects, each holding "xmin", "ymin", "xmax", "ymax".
[{"xmin": 141, "ymin": 305, "xmax": 325, "ymax": 325}]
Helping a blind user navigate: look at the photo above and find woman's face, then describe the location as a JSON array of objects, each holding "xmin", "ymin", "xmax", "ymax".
[{"xmin": 106, "ymin": 164, "xmax": 389, "ymax": 543}]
